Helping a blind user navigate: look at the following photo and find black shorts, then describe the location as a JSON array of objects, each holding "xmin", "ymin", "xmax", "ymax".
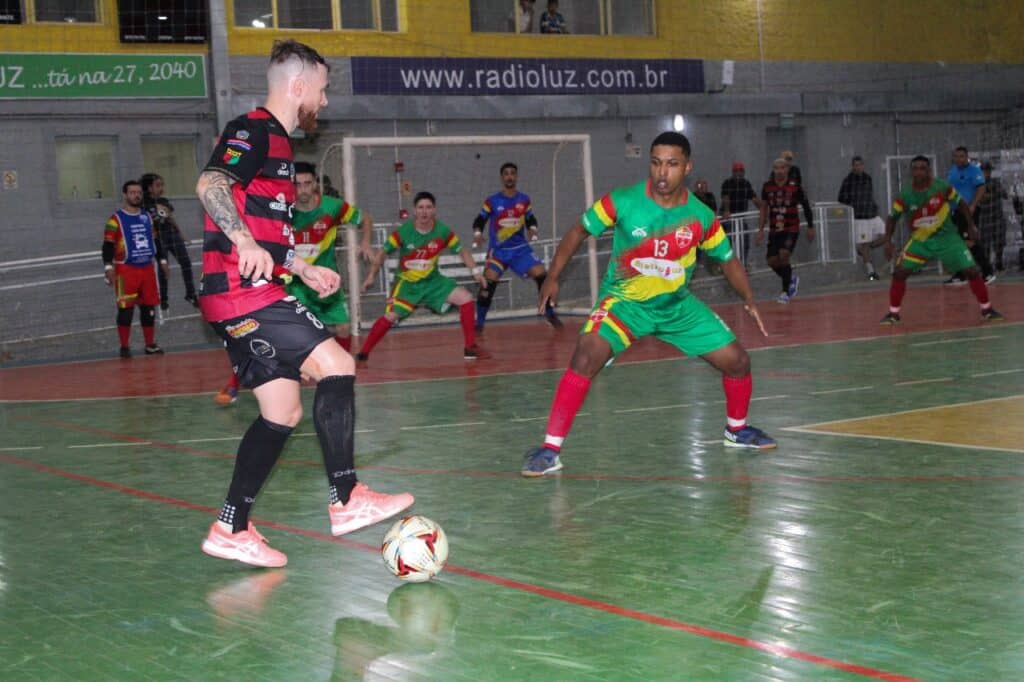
[
  {"xmin": 766, "ymin": 231, "xmax": 799, "ymax": 258},
  {"xmin": 210, "ymin": 296, "xmax": 333, "ymax": 388}
]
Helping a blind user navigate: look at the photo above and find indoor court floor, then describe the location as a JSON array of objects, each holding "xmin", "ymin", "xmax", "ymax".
[{"xmin": 2, "ymin": 281, "xmax": 1023, "ymax": 681}]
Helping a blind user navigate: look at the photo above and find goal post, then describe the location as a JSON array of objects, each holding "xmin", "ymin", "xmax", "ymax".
[{"xmin": 327, "ymin": 134, "xmax": 597, "ymax": 332}]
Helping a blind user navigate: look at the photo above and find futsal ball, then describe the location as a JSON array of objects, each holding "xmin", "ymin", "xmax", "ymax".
[{"xmin": 381, "ymin": 515, "xmax": 449, "ymax": 582}]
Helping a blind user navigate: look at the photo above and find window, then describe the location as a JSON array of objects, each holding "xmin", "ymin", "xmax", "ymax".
[
  {"xmin": 0, "ymin": 0, "xmax": 23, "ymax": 24},
  {"xmin": 56, "ymin": 138, "xmax": 115, "ymax": 202},
  {"xmin": 141, "ymin": 137, "xmax": 198, "ymax": 197},
  {"xmin": 117, "ymin": 0, "xmax": 208, "ymax": 43},
  {"xmin": 34, "ymin": 0, "xmax": 97, "ymax": 23},
  {"xmin": 235, "ymin": 0, "xmax": 398, "ymax": 30},
  {"xmin": 470, "ymin": 0, "xmax": 653, "ymax": 36}
]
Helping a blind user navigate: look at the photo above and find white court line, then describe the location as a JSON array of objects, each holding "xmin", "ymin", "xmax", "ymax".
[
  {"xmin": 400, "ymin": 421, "xmax": 485, "ymax": 431},
  {"xmin": 292, "ymin": 429, "xmax": 376, "ymax": 437},
  {"xmin": 614, "ymin": 403, "xmax": 693, "ymax": 414},
  {"xmin": 781, "ymin": 426, "xmax": 1024, "ymax": 455},
  {"xmin": 0, "ymin": 446, "xmax": 44, "ymax": 451},
  {"xmin": 893, "ymin": 377, "xmax": 953, "ymax": 386},
  {"xmin": 177, "ymin": 436, "xmax": 242, "ymax": 444},
  {"xmin": 971, "ymin": 368, "xmax": 1024, "ymax": 378},
  {"xmin": 910, "ymin": 335, "xmax": 999, "ymax": 347},
  {"xmin": 510, "ymin": 412, "xmax": 589, "ymax": 423},
  {"xmin": 751, "ymin": 394, "xmax": 789, "ymax": 401},
  {"xmin": 68, "ymin": 441, "xmax": 151, "ymax": 449},
  {"xmin": 809, "ymin": 385, "xmax": 875, "ymax": 395},
  {"xmin": 785, "ymin": 394, "xmax": 1024, "ymax": 431}
]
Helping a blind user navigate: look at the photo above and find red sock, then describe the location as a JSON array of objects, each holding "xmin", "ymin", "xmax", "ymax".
[
  {"xmin": 142, "ymin": 325, "xmax": 155, "ymax": 346},
  {"xmin": 967, "ymin": 275, "xmax": 990, "ymax": 308},
  {"xmin": 335, "ymin": 335, "xmax": 352, "ymax": 352},
  {"xmin": 723, "ymin": 374, "xmax": 753, "ymax": 431},
  {"xmin": 888, "ymin": 278, "xmax": 907, "ymax": 311},
  {"xmin": 459, "ymin": 302, "xmax": 476, "ymax": 347},
  {"xmin": 117, "ymin": 325, "xmax": 130, "ymax": 347},
  {"xmin": 359, "ymin": 317, "xmax": 392, "ymax": 357},
  {"xmin": 226, "ymin": 373, "xmax": 240, "ymax": 390},
  {"xmin": 543, "ymin": 369, "xmax": 592, "ymax": 452}
]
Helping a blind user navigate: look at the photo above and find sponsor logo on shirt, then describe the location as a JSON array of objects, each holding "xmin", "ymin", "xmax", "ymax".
[
  {"xmin": 630, "ymin": 257, "xmax": 686, "ymax": 280},
  {"xmin": 270, "ymin": 192, "xmax": 288, "ymax": 212},
  {"xmin": 223, "ymin": 148, "xmax": 242, "ymax": 166},
  {"xmin": 236, "ymin": 130, "xmax": 250, "ymax": 140},
  {"xmin": 631, "ymin": 226, "xmax": 648, "ymax": 238},
  {"xmin": 226, "ymin": 318, "xmax": 260, "ymax": 338}
]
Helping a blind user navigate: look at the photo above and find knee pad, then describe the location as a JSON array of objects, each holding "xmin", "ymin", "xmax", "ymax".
[
  {"xmin": 477, "ymin": 280, "xmax": 498, "ymax": 308},
  {"xmin": 116, "ymin": 307, "xmax": 134, "ymax": 327},
  {"xmin": 139, "ymin": 305, "xmax": 156, "ymax": 327}
]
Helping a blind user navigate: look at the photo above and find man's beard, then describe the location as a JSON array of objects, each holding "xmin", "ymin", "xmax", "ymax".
[{"xmin": 298, "ymin": 104, "xmax": 319, "ymax": 133}]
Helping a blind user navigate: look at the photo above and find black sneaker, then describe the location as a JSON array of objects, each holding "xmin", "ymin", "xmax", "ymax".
[
  {"xmin": 867, "ymin": 272, "xmax": 880, "ymax": 281},
  {"xmin": 879, "ymin": 312, "xmax": 901, "ymax": 325},
  {"xmin": 463, "ymin": 344, "xmax": 491, "ymax": 360},
  {"xmin": 942, "ymin": 275, "xmax": 966, "ymax": 286},
  {"xmin": 144, "ymin": 344, "xmax": 164, "ymax": 355},
  {"xmin": 119, "ymin": 346, "xmax": 132, "ymax": 359},
  {"xmin": 355, "ymin": 352, "xmax": 369, "ymax": 368},
  {"xmin": 184, "ymin": 294, "xmax": 199, "ymax": 308},
  {"xmin": 982, "ymin": 308, "xmax": 1004, "ymax": 322},
  {"xmin": 545, "ymin": 312, "xmax": 564, "ymax": 330}
]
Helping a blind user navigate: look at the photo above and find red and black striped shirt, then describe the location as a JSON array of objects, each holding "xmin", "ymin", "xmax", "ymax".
[
  {"xmin": 761, "ymin": 180, "xmax": 812, "ymax": 233},
  {"xmin": 198, "ymin": 108, "xmax": 296, "ymax": 322}
]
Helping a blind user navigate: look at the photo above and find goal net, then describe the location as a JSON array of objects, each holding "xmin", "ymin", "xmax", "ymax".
[{"xmin": 319, "ymin": 134, "xmax": 597, "ymax": 332}]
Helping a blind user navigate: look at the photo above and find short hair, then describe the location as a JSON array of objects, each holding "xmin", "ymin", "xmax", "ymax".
[
  {"xmin": 122, "ymin": 180, "xmax": 141, "ymax": 194},
  {"xmin": 911, "ymin": 155, "xmax": 931, "ymax": 166},
  {"xmin": 413, "ymin": 191, "xmax": 436, "ymax": 205},
  {"xmin": 650, "ymin": 131, "xmax": 691, "ymax": 157},
  {"xmin": 138, "ymin": 172, "xmax": 161, "ymax": 195},
  {"xmin": 954, "ymin": 145, "xmax": 968, "ymax": 154},
  {"xmin": 851, "ymin": 156, "xmax": 863, "ymax": 164},
  {"xmin": 500, "ymin": 162, "xmax": 518, "ymax": 174},
  {"xmin": 293, "ymin": 161, "xmax": 316, "ymax": 177},
  {"xmin": 270, "ymin": 39, "xmax": 329, "ymax": 72},
  {"xmin": 772, "ymin": 158, "xmax": 788, "ymax": 167}
]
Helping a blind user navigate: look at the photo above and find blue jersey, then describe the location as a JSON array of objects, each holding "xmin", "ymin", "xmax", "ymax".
[
  {"xmin": 946, "ymin": 163, "xmax": 985, "ymax": 205},
  {"xmin": 478, "ymin": 191, "xmax": 535, "ymax": 251},
  {"xmin": 104, "ymin": 209, "xmax": 157, "ymax": 266}
]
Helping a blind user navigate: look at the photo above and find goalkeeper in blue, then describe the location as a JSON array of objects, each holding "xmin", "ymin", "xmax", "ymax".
[{"xmin": 472, "ymin": 162, "xmax": 562, "ymax": 332}]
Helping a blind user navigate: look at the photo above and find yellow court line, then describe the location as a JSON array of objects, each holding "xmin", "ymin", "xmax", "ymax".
[
  {"xmin": 782, "ymin": 426, "xmax": 1024, "ymax": 455},
  {"xmin": 786, "ymin": 394, "xmax": 1024, "ymax": 431}
]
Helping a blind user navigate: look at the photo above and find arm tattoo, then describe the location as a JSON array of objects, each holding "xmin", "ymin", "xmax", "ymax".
[{"xmin": 198, "ymin": 171, "xmax": 252, "ymax": 240}]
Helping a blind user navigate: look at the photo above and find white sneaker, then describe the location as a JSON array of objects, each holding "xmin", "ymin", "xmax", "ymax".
[
  {"xmin": 776, "ymin": 292, "xmax": 790, "ymax": 304},
  {"xmin": 985, "ymin": 273, "xmax": 997, "ymax": 285}
]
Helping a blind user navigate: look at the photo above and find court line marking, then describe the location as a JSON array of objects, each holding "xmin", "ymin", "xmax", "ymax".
[
  {"xmin": 400, "ymin": 421, "xmax": 486, "ymax": 431},
  {"xmin": 809, "ymin": 386, "xmax": 874, "ymax": 395},
  {"xmin": 910, "ymin": 335, "xmax": 999, "ymax": 347},
  {"xmin": 970, "ymin": 368, "xmax": 1024, "ymax": 378},
  {"xmin": 892, "ymin": 377, "xmax": 953, "ymax": 386},
  {"xmin": 614, "ymin": 403, "xmax": 692, "ymax": 414},
  {"xmin": 67, "ymin": 441, "xmax": 152, "ymax": 449},
  {"xmin": 781, "ymin": 427, "xmax": 1024, "ymax": 455},
  {"xmin": 0, "ymin": 452, "xmax": 920, "ymax": 682},
  {"xmin": 785, "ymin": 394, "xmax": 1024, "ymax": 430}
]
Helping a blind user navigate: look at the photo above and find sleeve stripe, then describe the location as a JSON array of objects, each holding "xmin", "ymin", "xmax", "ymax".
[
  {"xmin": 340, "ymin": 202, "xmax": 356, "ymax": 223},
  {"xmin": 593, "ymin": 195, "xmax": 616, "ymax": 226}
]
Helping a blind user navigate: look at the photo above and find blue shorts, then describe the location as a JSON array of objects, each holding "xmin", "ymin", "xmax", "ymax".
[{"xmin": 486, "ymin": 246, "xmax": 543, "ymax": 278}]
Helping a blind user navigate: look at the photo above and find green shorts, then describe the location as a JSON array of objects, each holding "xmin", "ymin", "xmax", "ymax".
[
  {"xmin": 287, "ymin": 281, "xmax": 349, "ymax": 326},
  {"xmin": 386, "ymin": 274, "xmax": 458, "ymax": 319},
  {"xmin": 582, "ymin": 292, "xmax": 736, "ymax": 357},
  {"xmin": 900, "ymin": 229, "xmax": 976, "ymax": 273}
]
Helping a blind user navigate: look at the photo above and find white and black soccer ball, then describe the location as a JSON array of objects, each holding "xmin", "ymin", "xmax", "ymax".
[{"xmin": 381, "ymin": 515, "xmax": 449, "ymax": 582}]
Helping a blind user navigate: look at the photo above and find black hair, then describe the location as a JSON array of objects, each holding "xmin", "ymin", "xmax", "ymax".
[
  {"xmin": 122, "ymin": 179, "xmax": 142, "ymax": 194},
  {"xmin": 293, "ymin": 161, "xmax": 316, "ymax": 176},
  {"xmin": 911, "ymin": 155, "xmax": 931, "ymax": 166},
  {"xmin": 954, "ymin": 145, "xmax": 968, "ymax": 154},
  {"xmin": 851, "ymin": 156, "xmax": 863, "ymax": 164},
  {"xmin": 413, "ymin": 191, "xmax": 436, "ymax": 205},
  {"xmin": 650, "ymin": 131, "xmax": 691, "ymax": 157},
  {"xmin": 500, "ymin": 162, "xmax": 518, "ymax": 174},
  {"xmin": 138, "ymin": 172, "xmax": 161, "ymax": 197},
  {"xmin": 270, "ymin": 39, "xmax": 329, "ymax": 72}
]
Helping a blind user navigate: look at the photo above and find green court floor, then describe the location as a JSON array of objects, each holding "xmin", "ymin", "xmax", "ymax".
[{"xmin": 2, "ymin": 323, "xmax": 1023, "ymax": 681}]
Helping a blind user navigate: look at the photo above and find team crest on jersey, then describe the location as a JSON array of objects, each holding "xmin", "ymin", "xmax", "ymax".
[
  {"xmin": 223, "ymin": 148, "xmax": 242, "ymax": 165},
  {"xmin": 236, "ymin": 130, "xmax": 250, "ymax": 140},
  {"xmin": 674, "ymin": 225, "xmax": 694, "ymax": 249},
  {"xmin": 589, "ymin": 308, "xmax": 608, "ymax": 323},
  {"xmin": 226, "ymin": 318, "xmax": 260, "ymax": 338}
]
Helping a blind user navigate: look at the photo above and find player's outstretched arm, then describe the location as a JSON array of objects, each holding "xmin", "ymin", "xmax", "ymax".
[
  {"xmin": 357, "ymin": 214, "xmax": 375, "ymax": 262},
  {"xmin": 720, "ymin": 258, "xmax": 768, "ymax": 337},
  {"xmin": 196, "ymin": 169, "xmax": 273, "ymax": 281},
  {"xmin": 957, "ymin": 200, "xmax": 980, "ymax": 243},
  {"xmin": 361, "ymin": 249, "xmax": 386, "ymax": 292},
  {"xmin": 539, "ymin": 222, "xmax": 588, "ymax": 312}
]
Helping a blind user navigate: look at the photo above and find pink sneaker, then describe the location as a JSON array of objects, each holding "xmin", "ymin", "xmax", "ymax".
[
  {"xmin": 329, "ymin": 483, "xmax": 414, "ymax": 536},
  {"xmin": 201, "ymin": 521, "xmax": 288, "ymax": 567}
]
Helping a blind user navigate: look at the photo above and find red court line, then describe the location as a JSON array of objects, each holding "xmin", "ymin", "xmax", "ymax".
[
  {"xmin": 12, "ymin": 414, "xmax": 1023, "ymax": 486},
  {"xmin": 0, "ymin": 452, "xmax": 919, "ymax": 682}
]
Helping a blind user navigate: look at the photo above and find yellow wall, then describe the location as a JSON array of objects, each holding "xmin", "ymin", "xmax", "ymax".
[
  {"xmin": 0, "ymin": 0, "xmax": 206, "ymax": 54},
  {"xmin": 3, "ymin": 1, "xmax": 1022, "ymax": 64}
]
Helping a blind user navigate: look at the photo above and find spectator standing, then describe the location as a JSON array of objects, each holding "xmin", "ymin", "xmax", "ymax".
[
  {"xmin": 509, "ymin": 0, "xmax": 536, "ymax": 33},
  {"xmin": 693, "ymin": 179, "xmax": 717, "ymax": 213},
  {"xmin": 945, "ymin": 146, "xmax": 995, "ymax": 283},
  {"xmin": 102, "ymin": 180, "xmax": 166, "ymax": 357},
  {"xmin": 838, "ymin": 156, "xmax": 890, "ymax": 280},
  {"xmin": 720, "ymin": 162, "xmax": 761, "ymax": 264},
  {"xmin": 976, "ymin": 161, "xmax": 1008, "ymax": 272},
  {"xmin": 539, "ymin": 1, "xmax": 568, "ymax": 34},
  {"xmin": 141, "ymin": 172, "xmax": 198, "ymax": 309}
]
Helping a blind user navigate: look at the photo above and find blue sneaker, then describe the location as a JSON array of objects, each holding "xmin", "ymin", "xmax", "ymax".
[
  {"xmin": 787, "ymin": 274, "xmax": 800, "ymax": 298},
  {"xmin": 521, "ymin": 447, "xmax": 563, "ymax": 477},
  {"xmin": 723, "ymin": 425, "xmax": 777, "ymax": 450}
]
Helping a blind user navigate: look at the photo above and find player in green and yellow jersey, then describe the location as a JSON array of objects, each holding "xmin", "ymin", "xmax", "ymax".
[
  {"xmin": 879, "ymin": 155, "xmax": 1002, "ymax": 325},
  {"xmin": 214, "ymin": 161, "xmax": 374, "ymax": 404},
  {"xmin": 522, "ymin": 132, "xmax": 776, "ymax": 477},
  {"xmin": 357, "ymin": 191, "xmax": 489, "ymax": 364}
]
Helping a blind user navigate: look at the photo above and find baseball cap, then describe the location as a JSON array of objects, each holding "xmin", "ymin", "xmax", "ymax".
[{"xmin": 732, "ymin": 162, "xmax": 745, "ymax": 171}]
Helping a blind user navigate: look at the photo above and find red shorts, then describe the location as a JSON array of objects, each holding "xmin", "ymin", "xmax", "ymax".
[{"xmin": 115, "ymin": 263, "xmax": 159, "ymax": 309}]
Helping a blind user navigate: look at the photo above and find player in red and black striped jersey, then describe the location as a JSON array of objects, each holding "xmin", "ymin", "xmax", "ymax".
[
  {"xmin": 757, "ymin": 158, "xmax": 815, "ymax": 303},
  {"xmin": 195, "ymin": 40, "xmax": 412, "ymax": 568}
]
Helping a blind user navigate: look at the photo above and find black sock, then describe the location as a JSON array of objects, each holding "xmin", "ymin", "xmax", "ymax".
[
  {"xmin": 220, "ymin": 416, "xmax": 293, "ymax": 533},
  {"xmin": 313, "ymin": 375, "xmax": 358, "ymax": 506},
  {"xmin": 779, "ymin": 265, "xmax": 792, "ymax": 292}
]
